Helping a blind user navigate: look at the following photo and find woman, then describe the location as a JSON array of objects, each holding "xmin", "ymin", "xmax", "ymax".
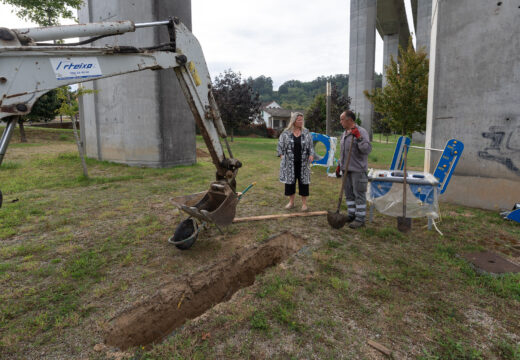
[{"xmin": 277, "ymin": 112, "xmax": 314, "ymax": 211}]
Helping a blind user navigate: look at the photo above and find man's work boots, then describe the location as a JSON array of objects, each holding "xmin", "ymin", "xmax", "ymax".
[{"xmin": 349, "ymin": 220, "xmax": 365, "ymax": 229}]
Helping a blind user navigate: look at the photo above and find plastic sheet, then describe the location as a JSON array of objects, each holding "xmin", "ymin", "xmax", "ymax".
[{"xmin": 368, "ymin": 169, "xmax": 440, "ymax": 219}]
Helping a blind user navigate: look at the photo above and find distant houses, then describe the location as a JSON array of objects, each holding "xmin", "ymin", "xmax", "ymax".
[{"xmin": 255, "ymin": 101, "xmax": 305, "ymax": 130}]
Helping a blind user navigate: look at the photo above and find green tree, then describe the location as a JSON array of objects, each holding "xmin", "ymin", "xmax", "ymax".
[
  {"xmin": 13, "ymin": 90, "xmax": 61, "ymax": 142},
  {"xmin": 2, "ymin": 0, "xmax": 83, "ymax": 141},
  {"xmin": 364, "ymin": 41, "xmax": 429, "ymax": 136},
  {"xmin": 304, "ymin": 94, "xmax": 326, "ymax": 132},
  {"xmin": 330, "ymin": 84, "xmax": 352, "ymax": 132},
  {"xmin": 372, "ymin": 112, "xmax": 393, "ymax": 143},
  {"xmin": 1, "ymin": 0, "xmax": 83, "ymax": 26},
  {"xmin": 246, "ymin": 75, "xmax": 273, "ymax": 102},
  {"xmin": 23, "ymin": 89, "xmax": 61, "ymax": 123},
  {"xmin": 56, "ymin": 86, "xmax": 96, "ymax": 178},
  {"xmin": 304, "ymin": 84, "xmax": 351, "ymax": 133},
  {"xmin": 213, "ymin": 69, "xmax": 261, "ymax": 141}
]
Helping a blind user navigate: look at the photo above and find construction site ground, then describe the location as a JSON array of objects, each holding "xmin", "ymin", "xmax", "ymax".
[{"xmin": 0, "ymin": 127, "xmax": 518, "ymax": 359}]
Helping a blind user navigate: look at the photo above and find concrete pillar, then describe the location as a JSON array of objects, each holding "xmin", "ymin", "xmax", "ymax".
[
  {"xmin": 78, "ymin": 0, "xmax": 195, "ymax": 168},
  {"xmin": 398, "ymin": 18, "xmax": 410, "ymax": 51},
  {"xmin": 416, "ymin": 0, "xmax": 432, "ymax": 54},
  {"xmin": 428, "ymin": 0, "xmax": 520, "ymax": 210},
  {"xmin": 348, "ymin": 0, "xmax": 376, "ymax": 136},
  {"xmin": 382, "ymin": 33, "xmax": 399, "ymax": 87}
]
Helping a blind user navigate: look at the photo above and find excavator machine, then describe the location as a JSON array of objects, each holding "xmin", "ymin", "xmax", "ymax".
[{"xmin": 0, "ymin": 18, "xmax": 241, "ymax": 248}]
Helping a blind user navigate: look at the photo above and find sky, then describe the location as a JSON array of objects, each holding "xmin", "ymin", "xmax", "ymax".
[
  {"xmin": 192, "ymin": 0, "xmax": 384, "ymax": 89},
  {"xmin": 0, "ymin": 1, "xmax": 415, "ymax": 90}
]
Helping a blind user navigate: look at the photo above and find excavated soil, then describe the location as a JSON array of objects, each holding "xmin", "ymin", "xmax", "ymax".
[{"xmin": 104, "ymin": 231, "xmax": 304, "ymax": 350}]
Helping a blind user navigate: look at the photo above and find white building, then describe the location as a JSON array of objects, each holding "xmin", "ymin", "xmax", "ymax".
[{"xmin": 256, "ymin": 101, "xmax": 304, "ymax": 130}]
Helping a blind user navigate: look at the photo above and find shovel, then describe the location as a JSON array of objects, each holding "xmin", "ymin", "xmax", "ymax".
[
  {"xmin": 327, "ymin": 137, "xmax": 354, "ymax": 229},
  {"xmin": 397, "ymin": 144, "xmax": 412, "ymax": 232}
]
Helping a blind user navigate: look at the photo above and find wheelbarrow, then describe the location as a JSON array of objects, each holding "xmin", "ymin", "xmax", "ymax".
[{"xmin": 169, "ymin": 181, "xmax": 255, "ymax": 250}]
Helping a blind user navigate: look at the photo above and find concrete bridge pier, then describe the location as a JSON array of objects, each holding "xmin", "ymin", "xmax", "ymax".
[
  {"xmin": 78, "ymin": 0, "xmax": 195, "ymax": 168},
  {"xmin": 382, "ymin": 33, "xmax": 398, "ymax": 87},
  {"xmin": 348, "ymin": 0, "xmax": 411, "ymax": 136},
  {"xmin": 348, "ymin": 0, "xmax": 377, "ymax": 135}
]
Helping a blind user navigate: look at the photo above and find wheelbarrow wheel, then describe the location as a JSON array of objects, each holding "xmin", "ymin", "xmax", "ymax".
[{"xmin": 169, "ymin": 218, "xmax": 199, "ymax": 250}]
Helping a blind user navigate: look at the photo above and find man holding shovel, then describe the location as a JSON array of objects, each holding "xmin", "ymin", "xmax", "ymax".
[{"xmin": 336, "ymin": 110, "xmax": 372, "ymax": 229}]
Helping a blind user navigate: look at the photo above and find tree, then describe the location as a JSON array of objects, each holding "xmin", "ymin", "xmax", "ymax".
[
  {"xmin": 1, "ymin": 0, "xmax": 83, "ymax": 26},
  {"xmin": 371, "ymin": 112, "xmax": 393, "ymax": 142},
  {"xmin": 2, "ymin": 0, "xmax": 83, "ymax": 141},
  {"xmin": 213, "ymin": 69, "xmax": 261, "ymax": 141},
  {"xmin": 304, "ymin": 83, "xmax": 351, "ymax": 133},
  {"xmin": 14, "ymin": 89, "xmax": 62, "ymax": 143},
  {"xmin": 364, "ymin": 40, "xmax": 429, "ymax": 137},
  {"xmin": 23, "ymin": 90, "xmax": 61, "ymax": 123},
  {"xmin": 330, "ymin": 84, "xmax": 351, "ymax": 132},
  {"xmin": 56, "ymin": 86, "xmax": 96, "ymax": 178},
  {"xmin": 246, "ymin": 75, "xmax": 273, "ymax": 102},
  {"xmin": 305, "ymin": 94, "xmax": 326, "ymax": 132}
]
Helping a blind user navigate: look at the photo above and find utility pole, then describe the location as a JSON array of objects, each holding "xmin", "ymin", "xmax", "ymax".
[{"xmin": 326, "ymin": 81, "xmax": 331, "ymax": 136}]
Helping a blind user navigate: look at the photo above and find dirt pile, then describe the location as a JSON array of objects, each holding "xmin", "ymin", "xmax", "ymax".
[{"xmin": 104, "ymin": 231, "xmax": 304, "ymax": 349}]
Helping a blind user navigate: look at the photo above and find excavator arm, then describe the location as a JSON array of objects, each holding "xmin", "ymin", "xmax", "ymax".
[{"xmin": 0, "ymin": 18, "xmax": 240, "ymax": 226}]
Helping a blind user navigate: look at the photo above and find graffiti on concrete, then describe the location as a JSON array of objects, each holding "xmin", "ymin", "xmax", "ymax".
[{"xmin": 478, "ymin": 126, "xmax": 520, "ymax": 176}]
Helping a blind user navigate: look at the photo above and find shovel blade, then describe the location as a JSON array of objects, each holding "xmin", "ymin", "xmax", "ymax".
[
  {"xmin": 327, "ymin": 211, "xmax": 348, "ymax": 229},
  {"xmin": 397, "ymin": 216, "xmax": 412, "ymax": 232}
]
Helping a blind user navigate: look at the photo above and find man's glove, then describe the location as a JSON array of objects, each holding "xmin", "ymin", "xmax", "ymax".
[
  {"xmin": 335, "ymin": 165, "xmax": 341, "ymax": 178},
  {"xmin": 351, "ymin": 126, "xmax": 361, "ymax": 139}
]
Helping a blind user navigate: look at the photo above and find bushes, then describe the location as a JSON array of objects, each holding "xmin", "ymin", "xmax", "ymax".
[
  {"xmin": 266, "ymin": 127, "xmax": 278, "ymax": 138},
  {"xmin": 234, "ymin": 123, "xmax": 279, "ymax": 138},
  {"xmin": 196, "ymin": 123, "xmax": 279, "ymax": 138}
]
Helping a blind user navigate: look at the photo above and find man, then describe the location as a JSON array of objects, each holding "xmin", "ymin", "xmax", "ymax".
[{"xmin": 336, "ymin": 110, "xmax": 372, "ymax": 229}]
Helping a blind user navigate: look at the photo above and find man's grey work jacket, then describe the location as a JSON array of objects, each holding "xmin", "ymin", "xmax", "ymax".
[{"xmin": 339, "ymin": 126, "xmax": 372, "ymax": 173}]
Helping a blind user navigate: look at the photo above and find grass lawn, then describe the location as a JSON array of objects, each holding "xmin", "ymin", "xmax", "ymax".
[{"xmin": 0, "ymin": 127, "xmax": 519, "ymax": 359}]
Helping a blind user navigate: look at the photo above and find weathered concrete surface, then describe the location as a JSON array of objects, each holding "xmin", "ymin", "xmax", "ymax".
[
  {"xmin": 430, "ymin": 1, "xmax": 520, "ymax": 210},
  {"xmin": 441, "ymin": 176, "xmax": 519, "ymax": 212},
  {"xmin": 348, "ymin": 0, "xmax": 376, "ymax": 135},
  {"xmin": 78, "ymin": 0, "xmax": 195, "ymax": 167},
  {"xmin": 416, "ymin": 0, "xmax": 431, "ymax": 53},
  {"xmin": 382, "ymin": 33, "xmax": 398, "ymax": 87},
  {"xmin": 349, "ymin": 0, "xmax": 410, "ymax": 135}
]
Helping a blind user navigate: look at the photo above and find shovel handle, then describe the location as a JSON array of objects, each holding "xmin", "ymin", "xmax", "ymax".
[
  {"xmin": 402, "ymin": 144, "xmax": 407, "ymax": 217},
  {"xmin": 337, "ymin": 136, "xmax": 355, "ymax": 212}
]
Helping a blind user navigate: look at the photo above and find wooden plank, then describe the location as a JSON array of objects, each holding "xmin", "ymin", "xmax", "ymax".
[
  {"xmin": 367, "ymin": 339, "xmax": 392, "ymax": 357},
  {"xmin": 233, "ymin": 211, "xmax": 327, "ymax": 223}
]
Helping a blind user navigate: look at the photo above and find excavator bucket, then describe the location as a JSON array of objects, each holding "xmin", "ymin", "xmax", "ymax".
[{"xmin": 172, "ymin": 181, "xmax": 238, "ymax": 227}]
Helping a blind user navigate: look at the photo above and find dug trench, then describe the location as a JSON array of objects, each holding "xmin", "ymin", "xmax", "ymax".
[{"xmin": 104, "ymin": 231, "xmax": 305, "ymax": 350}]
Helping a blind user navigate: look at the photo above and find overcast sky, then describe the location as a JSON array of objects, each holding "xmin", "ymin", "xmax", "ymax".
[
  {"xmin": 192, "ymin": 0, "xmax": 384, "ymax": 89},
  {"xmin": 0, "ymin": 1, "xmax": 415, "ymax": 90}
]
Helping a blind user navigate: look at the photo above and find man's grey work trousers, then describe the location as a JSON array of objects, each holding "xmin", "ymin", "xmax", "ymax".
[{"xmin": 343, "ymin": 171, "xmax": 368, "ymax": 223}]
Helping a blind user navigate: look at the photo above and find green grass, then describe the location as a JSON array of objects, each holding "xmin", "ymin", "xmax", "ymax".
[
  {"xmin": 0, "ymin": 131, "xmax": 518, "ymax": 359},
  {"xmin": 250, "ymin": 310, "xmax": 270, "ymax": 331}
]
